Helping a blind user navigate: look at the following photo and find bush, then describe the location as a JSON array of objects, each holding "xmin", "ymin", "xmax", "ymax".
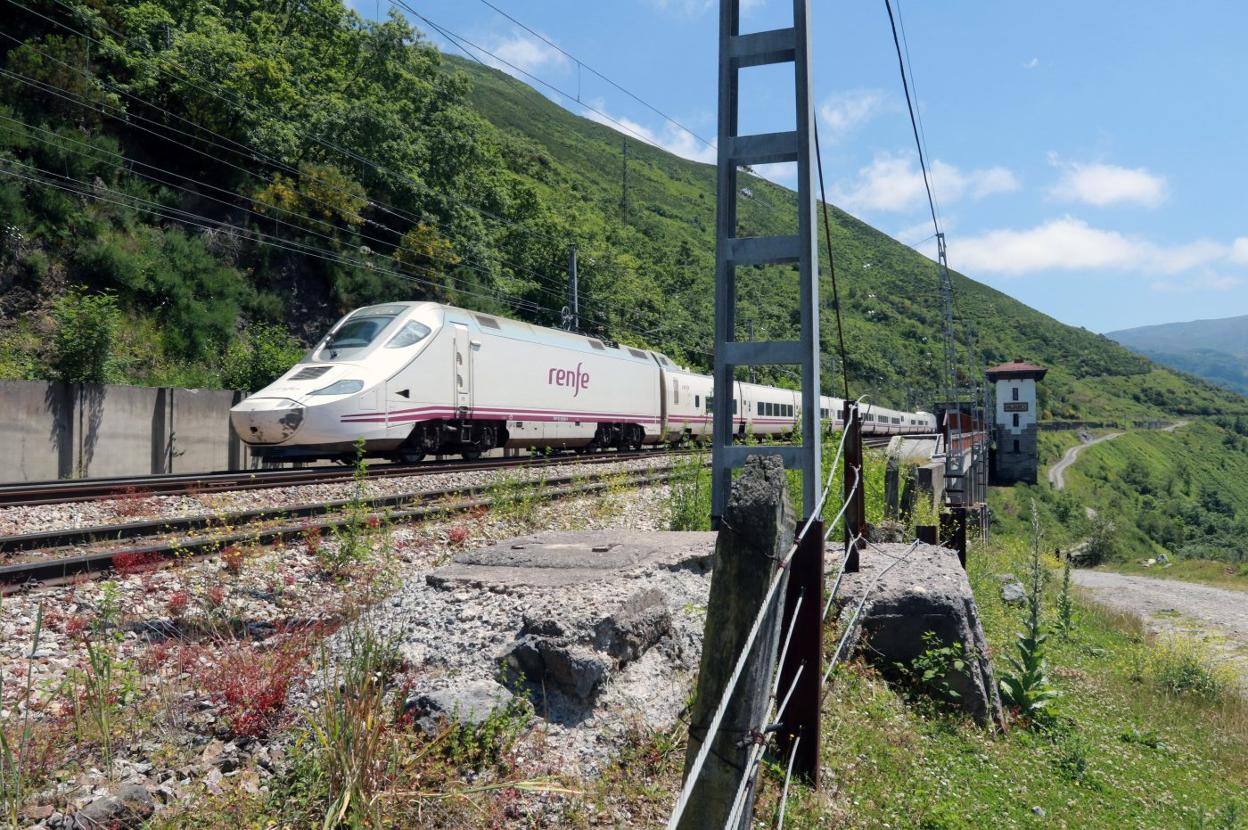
[
  {"xmin": 50, "ymin": 287, "xmax": 120, "ymax": 383},
  {"xmin": 221, "ymin": 322, "xmax": 304, "ymax": 392}
]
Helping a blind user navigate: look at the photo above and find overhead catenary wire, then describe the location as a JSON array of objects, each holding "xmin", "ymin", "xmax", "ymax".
[
  {"xmin": 391, "ymin": 1, "xmax": 672, "ymax": 154},
  {"xmin": 813, "ymin": 120, "xmax": 852, "ymax": 400},
  {"xmin": 469, "ymin": 0, "xmax": 715, "ymax": 149}
]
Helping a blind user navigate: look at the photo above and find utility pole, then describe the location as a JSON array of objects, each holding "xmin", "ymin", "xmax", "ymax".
[
  {"xmin": 566, "ymin": 243, "xmax": 579, "ymax": 331},
  {"xmin": 621, "ymin": 139, "xmax": 629, "ymax": 225}
]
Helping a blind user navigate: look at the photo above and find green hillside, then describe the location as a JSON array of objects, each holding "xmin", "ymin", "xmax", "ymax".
[{"xmin": 0, "ymin": 0, "xmax": 1244, "ymax": 421}]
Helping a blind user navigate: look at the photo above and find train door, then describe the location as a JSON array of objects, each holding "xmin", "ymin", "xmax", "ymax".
[{"xmin": 451, "ymin": 323, "xmax": 472, "ymax": 415}]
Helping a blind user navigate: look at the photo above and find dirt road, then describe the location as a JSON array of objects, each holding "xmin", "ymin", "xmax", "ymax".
[
  {"xmin": 1072, "ymin": 569, "xmax": 1248, "ymax": 686},
  {"xmin": 1047, "ymin": 432, "xmax": 1123, "ymax": 490}
]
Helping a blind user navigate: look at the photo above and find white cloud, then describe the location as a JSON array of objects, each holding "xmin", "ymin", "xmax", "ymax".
[
  {"xmin": 818, "ymin": 90, "xmax": 890, "ymax": 140},
  {"xmin": 1023, "ymin": 57, "xmax": 1040, "ymax": 69},
  {"xmin": 581, "ymin": 99, "xmax": 717, "ymax": 164},
  {"xmin": 1048, "ymin": 158, "xmax": 1168, "ymax": 208},
  {"xmin": 831, "ymin": 152, "xmax": 1019, "ymax": 213},
  {"xmin": 1231, "ymin": 237, "xmax": 1248, "ymax": 264},
  {"xmin": 480, "ymin": 29, "xmax": 568, "ymax": 78},
  {"xmin": 953, "ymin": 216, "xmax": 1235, "ymax": 277}
]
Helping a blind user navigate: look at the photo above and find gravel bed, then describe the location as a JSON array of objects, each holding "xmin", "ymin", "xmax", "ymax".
[
  {"xmin": 0, "ymin": 454, "xmax": 678, "ymax": 539},
  {"xmin": 0, "ymin": 480, "xmax": 680, "ymax": 825}
]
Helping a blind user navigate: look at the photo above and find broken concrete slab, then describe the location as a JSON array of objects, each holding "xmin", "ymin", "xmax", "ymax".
[
  {"xmin": 361, "ymin": 529, "xmax": 717, "ymax": 774},
  {"xmin": 834, "ymin": 542, "xmax": 1005, "ymax": 729},
  {"xmin": 426, "ymin": 530, "xmax": 715, "ymax": 591}
]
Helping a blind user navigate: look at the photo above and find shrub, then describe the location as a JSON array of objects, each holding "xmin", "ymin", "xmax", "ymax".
[
  {"xmin": 220, "ymin": 322, "xmax": 304, "ymax": 393},
  {"xmin": 50, "ymin": 286, "xmax": 120, "ymax": 383}
]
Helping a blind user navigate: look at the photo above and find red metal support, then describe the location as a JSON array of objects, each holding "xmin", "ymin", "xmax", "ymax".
[
  {"xmin": 842, "ymin": 401, "xmax": 866, "ymax": 573},
  {"xmin": 777, "ymin": 519, "xmax": 822, "ymax": 787}
]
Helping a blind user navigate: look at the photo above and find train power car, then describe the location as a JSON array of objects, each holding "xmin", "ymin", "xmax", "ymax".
[{"xmin": 231, "ymin": 302, "xmax": 938, "ymax": 462}]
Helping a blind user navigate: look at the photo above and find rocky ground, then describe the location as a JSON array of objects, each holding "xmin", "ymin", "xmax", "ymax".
[{"xmin": 0, "ymin": 470, "xmax": 683, "ymax": 828}]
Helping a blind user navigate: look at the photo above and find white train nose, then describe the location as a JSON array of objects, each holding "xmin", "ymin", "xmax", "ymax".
[{"xmin": 230, "ymin": 397, "xmax": 305, "ymax": 445}]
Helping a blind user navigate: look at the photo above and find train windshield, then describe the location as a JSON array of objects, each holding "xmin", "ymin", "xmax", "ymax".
[{"xmin": 318, "ymin": 310, "xmax": 401, "ymax": 359}]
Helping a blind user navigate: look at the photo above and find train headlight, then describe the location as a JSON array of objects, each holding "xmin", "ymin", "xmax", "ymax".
[{"xmin": 310, "ymin": 379, "xmax": 365, "ymax": 396}]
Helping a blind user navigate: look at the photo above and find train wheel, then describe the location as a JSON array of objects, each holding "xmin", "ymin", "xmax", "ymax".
[
  {"xmin": 396, "ymin": 450, "xmax": 425, "ymax": 464},
  {"xmin": 461, "ymin": 450, "xmax": 482, "ymax": 461}
]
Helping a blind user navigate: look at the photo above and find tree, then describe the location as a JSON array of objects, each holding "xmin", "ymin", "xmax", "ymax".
[{"xmin": 51, "ymin": 287, "xmax": 119, "ymax": 383}]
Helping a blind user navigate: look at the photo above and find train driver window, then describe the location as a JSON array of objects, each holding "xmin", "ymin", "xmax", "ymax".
[
  {"xmin": 695, "ymin": 395, "xmax": 700, "ymax": 409},
  {"xmin": 385, "ymin": 320, "xmax": 432, "ymax": 348}
]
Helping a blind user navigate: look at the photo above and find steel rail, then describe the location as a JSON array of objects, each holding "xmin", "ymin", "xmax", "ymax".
[
  {"xmin": 0, "ymin": 466, "xmax": 677, "ymax": 593},
  {"xmin": 0, "ymin": 448, "xmax": 685, "ymax": 508}
]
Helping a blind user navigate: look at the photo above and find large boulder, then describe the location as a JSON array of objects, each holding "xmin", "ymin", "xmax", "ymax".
[{"xmin": 834, "ymin": 542, "xmax": 1005, "ymax": 729}]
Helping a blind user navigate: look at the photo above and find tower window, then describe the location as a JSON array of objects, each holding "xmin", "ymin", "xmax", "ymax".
[
  {"xmin": 1012, "ymin": 387, "xmax": 1019, "ymax": 401},
  {"xmin": 1012, "ymin": 413, "xmax": 1020, "ymax": 427},
  {"xmin": 1013, "ymin": 439, "xmax": 1020, "ymax": 453}
]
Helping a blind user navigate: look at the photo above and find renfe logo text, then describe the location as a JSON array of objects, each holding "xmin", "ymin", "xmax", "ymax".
[{"xmin": 548, "ymin": 363, "xmax": 590, "ymax": 397}]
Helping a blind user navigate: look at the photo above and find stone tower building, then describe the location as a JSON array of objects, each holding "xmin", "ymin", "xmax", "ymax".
[{"xmin": 987, "ymin": 361, "xmax": 1047, "ymax": 485}]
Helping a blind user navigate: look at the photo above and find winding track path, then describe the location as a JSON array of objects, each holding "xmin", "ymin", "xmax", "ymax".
[
  {"xmin": 1047, "ymin": 432, "xmax": 1123, "ymax": 490},
  {"xmin": 1073, "ymin": 569, "xmax": 1248, "ymax": 686}
]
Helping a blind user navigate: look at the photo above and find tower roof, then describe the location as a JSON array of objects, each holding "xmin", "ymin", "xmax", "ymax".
[{"xmin": 986, "ymin": 360, "xmax": 1047, "ymax": 380}]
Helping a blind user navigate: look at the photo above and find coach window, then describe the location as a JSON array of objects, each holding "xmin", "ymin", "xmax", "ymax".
[{"xmin": 695, "ymin": 395, "xmax": 700, "ymax": 409}]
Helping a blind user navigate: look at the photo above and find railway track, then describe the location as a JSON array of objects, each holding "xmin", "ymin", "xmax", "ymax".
[
  {"xmin": 0, "ymin": 448, "xmax": 682, "ymax": 508},
  {"xmin": 0, "ymin": 463, "xmax": 680, "ymax": 593}
]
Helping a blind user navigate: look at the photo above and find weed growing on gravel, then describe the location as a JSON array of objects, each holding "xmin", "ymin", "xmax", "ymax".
[
  {"xmin": 0, "ymin": 603, "xmax": 42, "ymax": 826},
  {"xmin": 309, "ymin": 626, "xmax": 401, "ymax": 828},
  {"xmin": 324, "ymin": 439, "xmax": 376, "ymax": 574},
  {"xmin": 203, "ymin": 639, "xmax": 308, "ymax": 738},
  {"xmin": 488, "ymin": 473, "xmax": 546, "ymax": 528},
  {"xmin": 668, "ymin": 445, "xmax": 710, "ymax": 531}
]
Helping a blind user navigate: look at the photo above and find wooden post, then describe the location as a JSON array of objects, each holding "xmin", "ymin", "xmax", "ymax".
[
  {"xmin": 842, "ymin": 401, "xmax": 866, "ymax": 573},
  {"xmin": 679, "ymin": 455, "xmax": 794, "ymax": 830},
  {"xmin": 776, "ymin": 519, "xmax": 822, "ymax": 787}
]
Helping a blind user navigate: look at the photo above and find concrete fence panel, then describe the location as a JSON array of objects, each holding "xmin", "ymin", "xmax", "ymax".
[{"xmin": 0, "ymin": 380, "xmax": 73, "ymax": 482}]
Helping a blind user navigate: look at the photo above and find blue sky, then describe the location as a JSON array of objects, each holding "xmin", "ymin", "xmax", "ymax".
[{"xmin": 356, "ymin": 0, "xmax": 1248, "ymax": 334}]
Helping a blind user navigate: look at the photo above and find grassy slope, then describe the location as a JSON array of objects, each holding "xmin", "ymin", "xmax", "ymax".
[{"xmin": 449, "ymin": 56, "xmax": 1247, "ymax": 422}]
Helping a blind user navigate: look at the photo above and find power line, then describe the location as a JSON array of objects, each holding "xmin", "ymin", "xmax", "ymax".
[
  {"xmin": 814, "ymin": 122, "xmax": 852, "ymax": 400},
  {"xmin": 469, "ymin": 0, "xmax": 714, "ymax": 149},
  {"xmin": 390, "ymin": 1, "xmax": 671, "ymax": 154}
]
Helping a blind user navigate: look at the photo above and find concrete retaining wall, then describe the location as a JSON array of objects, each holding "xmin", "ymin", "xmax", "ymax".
[{"xmin": 0, "ymin": 380, "xmax": 249, "ymax": 483}]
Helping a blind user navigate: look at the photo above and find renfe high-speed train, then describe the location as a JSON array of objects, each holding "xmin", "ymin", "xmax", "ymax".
[{"xmin": 230, "ymin": 302, "xmax": 936, "ymax": 463}]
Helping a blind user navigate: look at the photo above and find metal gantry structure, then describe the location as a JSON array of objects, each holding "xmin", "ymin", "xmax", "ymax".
[{"xmin": 711, "ymin": 0, "xmax": 822, "ymax": 524}]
